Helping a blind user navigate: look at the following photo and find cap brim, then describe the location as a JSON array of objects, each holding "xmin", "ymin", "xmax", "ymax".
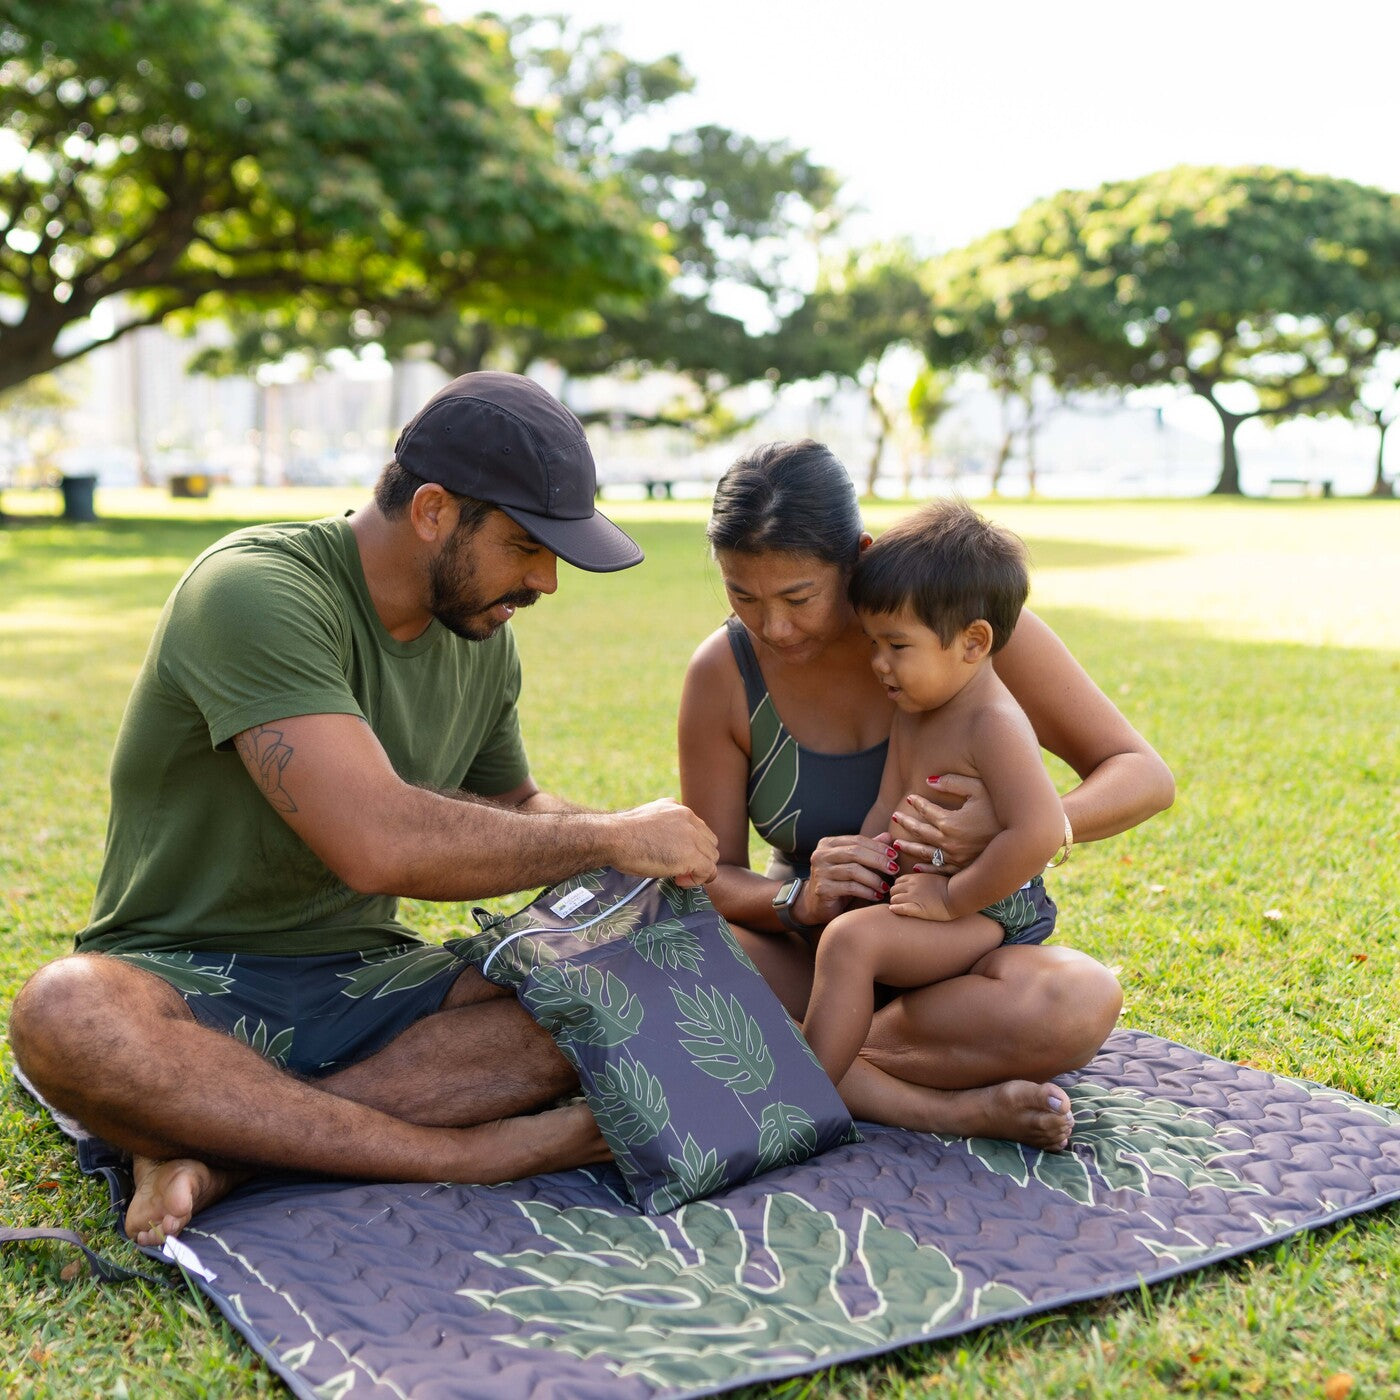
[{"xmin": 497, "ymin": 503, "xmax": 644, "ymax": 573}]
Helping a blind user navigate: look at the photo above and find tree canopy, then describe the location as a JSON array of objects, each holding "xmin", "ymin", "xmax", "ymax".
[
  {"xmin": 548, "ymin": 118, "xmax": 845, "ymax": 437},
  {"xmin": 192, "ymin": 17, "xmax": 848, "ymax": 444},
  {"xmin": 778, "ymin": 241, "xmax": 933, "ymax": 490},
  {"xmin": 927, "ymin": 166, "xmax": 1400, "ymax": 492},
  {"xmin": 0, "ymin": 0, "xmax": 666, "ymax": 394}
]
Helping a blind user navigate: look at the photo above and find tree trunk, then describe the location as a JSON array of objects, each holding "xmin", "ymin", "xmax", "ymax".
[
  {"xmin": 1370, "ymin": 419, "xmax": 1395, "ymax": 498},
  {"xmin": 127, "ymin": 332, "xmax": 153, "ymax": 488},
  {"xmin": 864, "ymin": 381, "xmax": 890, "ymax": 497},
  {"xmin": 990, "ymin": 431, "xmax": 1013, "ymax": 496},
  {"xmin": 1207, "ymin": 402, "xmax": 1246, "ymax": 496},
  {"xmin": 435, "ymin": 323, "xmax": 493, "ymax": 380}
]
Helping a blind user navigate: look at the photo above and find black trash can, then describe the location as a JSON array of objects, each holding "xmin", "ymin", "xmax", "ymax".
[{"xmin": 60, "ymin": 474, "xmax": 98, "ymax": 522}]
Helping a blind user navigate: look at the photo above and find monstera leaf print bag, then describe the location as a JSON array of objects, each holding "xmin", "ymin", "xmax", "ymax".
[{"xmin": 458, "ymin": 868, "xmax": 857, "ymax": 1214}]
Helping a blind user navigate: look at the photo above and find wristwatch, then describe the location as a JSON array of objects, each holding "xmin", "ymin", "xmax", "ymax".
[{"xmin": 772, "ymin": 877, "xmax": 819, "ymax": 934}]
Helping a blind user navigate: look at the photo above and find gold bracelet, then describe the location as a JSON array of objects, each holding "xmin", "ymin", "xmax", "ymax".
[{"xmin": 1047, "ymin": 811, "xmax": 1074, "ymax": 868}]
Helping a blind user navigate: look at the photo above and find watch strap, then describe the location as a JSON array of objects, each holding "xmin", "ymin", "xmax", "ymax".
[{"xmin": 774, "ymin": 879, "xmax": 820, "ymax": 934}]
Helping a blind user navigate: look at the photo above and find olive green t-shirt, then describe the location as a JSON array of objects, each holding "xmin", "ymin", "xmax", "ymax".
[{"xmin": 77, "ymin": 516, "xmax": 529, "ymax": 956}]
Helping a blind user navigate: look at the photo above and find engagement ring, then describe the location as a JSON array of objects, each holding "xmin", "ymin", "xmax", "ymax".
[{"xmin": 930, "ymin": 847, "xmax": 946, "ymax": 868}]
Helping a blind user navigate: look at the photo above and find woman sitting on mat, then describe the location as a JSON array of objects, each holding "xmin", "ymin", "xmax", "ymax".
[{"xmin": 677, "ymin": 440, "xmax": 1174, "ymax": 1148}]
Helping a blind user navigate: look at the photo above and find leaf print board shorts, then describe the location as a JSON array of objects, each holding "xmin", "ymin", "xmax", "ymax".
[
  {"xmin": 107, "ymin": 942, "xmax": 479, "ymax": 1076},
  {"xmin": 980, "ymin": 874, "xmax": 1057, "ymax": 945},
  {"xmin": 767, "ymin": 853, "xmax": 1057, "ymax": 949}
]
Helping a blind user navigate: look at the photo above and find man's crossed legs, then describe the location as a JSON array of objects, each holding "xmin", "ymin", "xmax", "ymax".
[{"xmin": 8, "ymin": 946, "xmax": 603, "ymax": 1243}]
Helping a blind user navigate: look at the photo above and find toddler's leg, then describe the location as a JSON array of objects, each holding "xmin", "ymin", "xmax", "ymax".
[
  {"xmin": 803, "ymin": 907, "xmax": 883, "ymax": 1085},
  {"xmin": 803, "ymin": 905, "xmax": 1001, "ymax": 1087}
]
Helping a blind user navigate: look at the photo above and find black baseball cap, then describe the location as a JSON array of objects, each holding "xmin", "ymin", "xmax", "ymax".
[{"xmin": 392, "ymin": 371, "xmax": 643, "ymax": 572}]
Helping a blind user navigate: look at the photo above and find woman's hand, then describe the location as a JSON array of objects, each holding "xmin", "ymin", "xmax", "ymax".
[
  {"xmin": 795, "ymin": 832, "xmax": 899, "ymax": 925},
  {"xmin": 889, "ymin": 773, "xmax": 1006, "ymax": 871}
]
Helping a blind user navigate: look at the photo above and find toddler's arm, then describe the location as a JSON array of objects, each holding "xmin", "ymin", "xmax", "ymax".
[
  {"xmin": 858, "ymin": 716, "xmax": 912, "ymax": 844},
  {"xmin": 908, "ymin": 704, "xmax": 1063, "ymax": 920}
]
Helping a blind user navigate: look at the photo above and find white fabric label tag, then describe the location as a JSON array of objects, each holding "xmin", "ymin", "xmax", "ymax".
[
  {"xmin": 162, "ymin": 1235, "xmax": 218, "ymax": 1281},
  {"xmin": 550, "ymin": 887, "xmax": 595, "ymax": 918}
]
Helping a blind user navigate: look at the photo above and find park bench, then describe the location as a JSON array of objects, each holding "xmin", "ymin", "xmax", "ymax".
[
  {"xmin": 596, "ymin": 475, "xmax": 680, "ymax": 500},
  {"xmin": 1267, "ymin": 476, "xmax": 1334, "ymax": 498},
  {"xmin": 594, "ymin": 461, "xmax": 722, "ymax": 500}
]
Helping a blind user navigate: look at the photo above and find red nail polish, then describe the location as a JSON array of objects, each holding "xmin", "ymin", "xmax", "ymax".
[
  {"xmin": 890, "ymin": 842, "xmax": 902, "ymax": 852},
  {"xmin": 880, "ymin": 882, "xmax": 889, "ymax": 893},
  {"xmin": 887, "ymin": 861, "xmax": 898, "ymax": 873},
  {"xmin": 886, "ymin": 845, "xmax": 898, "ymax": 856},
  {"xmin": 927, "ymin": 775, "xmax": 941, "ymax": 784}
]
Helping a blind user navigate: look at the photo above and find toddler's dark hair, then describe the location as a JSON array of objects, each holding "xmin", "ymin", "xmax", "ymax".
[{"xmin": 849, "ymin": 499, "xmax": 1029, "ymax": 652}]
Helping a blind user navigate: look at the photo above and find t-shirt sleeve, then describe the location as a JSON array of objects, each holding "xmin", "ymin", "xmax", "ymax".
[
  {"xmin": 460, "ymin": 628, "xmax": 530, "ymax": 797},
  {"xmin": 159, "ymin": 544, "xmax": 363, "ymax": 749}
]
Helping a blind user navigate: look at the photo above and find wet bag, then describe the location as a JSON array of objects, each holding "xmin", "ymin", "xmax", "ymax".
[{"xmin": 459, "ymin": 867, "xmax": 857, "ymax": 1213}]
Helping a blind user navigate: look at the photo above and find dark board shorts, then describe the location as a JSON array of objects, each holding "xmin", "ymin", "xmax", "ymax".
[{"xmin": 108, "ymin": 942, "xmax": 479, "ymax": 1077}]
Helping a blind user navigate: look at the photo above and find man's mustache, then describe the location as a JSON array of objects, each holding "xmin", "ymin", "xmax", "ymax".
[{"xmin": 490, "ymin": 588, "xmax": 540, "ymax": 611}]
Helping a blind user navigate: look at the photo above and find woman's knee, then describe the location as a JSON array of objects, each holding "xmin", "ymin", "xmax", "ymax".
[{"xmin": 988, "ymin": 945, "xmax": 1122, "ymax": 1067}]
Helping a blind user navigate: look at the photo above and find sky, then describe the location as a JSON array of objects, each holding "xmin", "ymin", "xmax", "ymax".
[{"xmin": 465, "ymin": 0, "xmax": 1400, "ymax": 250}]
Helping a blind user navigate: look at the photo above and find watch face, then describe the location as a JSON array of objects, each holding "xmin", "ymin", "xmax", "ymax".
[{"xmin": 773, "ymin": 878, "xmax": 801, "ymax": 909}]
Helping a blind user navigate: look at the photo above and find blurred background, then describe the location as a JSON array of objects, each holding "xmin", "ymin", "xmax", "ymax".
[{"xmin": 4, "ymin": 0, "xmax": 1399, "ymax": 508}]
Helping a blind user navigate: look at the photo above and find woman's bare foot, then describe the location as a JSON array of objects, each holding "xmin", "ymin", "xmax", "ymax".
[
  {"xmin": 841, "ymin": 1060, "xmax": 1074, "ymax": 1149},
  {"xmin": 125, "ymin": 1155, "xmax": 250, "ymax": 1246}
]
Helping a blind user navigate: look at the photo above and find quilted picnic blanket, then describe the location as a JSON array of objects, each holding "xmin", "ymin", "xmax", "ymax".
[{"xmin": 34, "ymin": 1029, "xmax": 1400, "ymax": 1399}]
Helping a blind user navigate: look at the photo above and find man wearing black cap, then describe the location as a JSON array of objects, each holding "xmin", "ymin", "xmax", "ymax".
[{"xmin": 10, "ymin": 373, "xmax": 719, "ymax": 1245}]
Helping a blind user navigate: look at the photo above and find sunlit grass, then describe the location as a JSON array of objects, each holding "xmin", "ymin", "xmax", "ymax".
[{"xmin": 2, "ymin": 492, "xmax": 1397, "ymax": 1398}]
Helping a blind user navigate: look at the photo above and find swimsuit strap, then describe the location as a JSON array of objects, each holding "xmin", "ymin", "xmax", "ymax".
[{"xmin": 724, "ymin": 617, "xmax": 771, "ymax": 719}]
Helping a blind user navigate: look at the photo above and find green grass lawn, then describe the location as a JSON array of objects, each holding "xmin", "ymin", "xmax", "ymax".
[{"xmin": 2, "ymin": 490, "xmax": 1397, "ymax": 1397}]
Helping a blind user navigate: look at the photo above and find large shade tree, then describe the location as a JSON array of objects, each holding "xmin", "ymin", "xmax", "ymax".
[
  {"xmin": 929, "ymin": 167, "xmax": 1400, "ymax": 493},
  {"xmin": 189, "ymin": 17, "xmax": 845, "ymax": 443},
  {"xmin": 551, "ymin": 118, "xmax": 845, "ymax": 437},
  {"xmin": 189, "ymin": 17, "xmax": 693, "ymax": 384},
  {"xmin": 0, "ymin": 0, "xmax": 665, "ymax": 395}
]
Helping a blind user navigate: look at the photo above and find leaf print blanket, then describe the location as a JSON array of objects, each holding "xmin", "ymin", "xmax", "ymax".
[{"xmin": 36, "ymin": 1028, "xmax": 1400, "ymax": 1400}]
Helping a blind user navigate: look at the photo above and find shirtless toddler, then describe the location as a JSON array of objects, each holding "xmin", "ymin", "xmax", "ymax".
[{"xmin": 801, "ymin": 500, "xmax": 1067, "ymax": 1115}]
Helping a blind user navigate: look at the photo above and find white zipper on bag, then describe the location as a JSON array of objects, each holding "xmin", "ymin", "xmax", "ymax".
[{"xmin": 480, "ymin": 876, "xmax": 656, "ymax": 978}]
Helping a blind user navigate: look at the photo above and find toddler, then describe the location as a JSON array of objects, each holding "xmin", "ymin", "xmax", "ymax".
[{"xmin": 802, "ymin": 500, "xmax": 1066, "ymax": 1112}]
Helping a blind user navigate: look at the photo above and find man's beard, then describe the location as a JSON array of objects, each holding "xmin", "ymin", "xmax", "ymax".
[{"xmin": 428, "ymin": 523, "xmax": 539, "ymax": 641}]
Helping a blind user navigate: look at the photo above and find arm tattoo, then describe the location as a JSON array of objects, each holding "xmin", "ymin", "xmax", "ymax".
[{"xmin": 236, "ymin": 725, "xmax": 299, "ymax": 813}]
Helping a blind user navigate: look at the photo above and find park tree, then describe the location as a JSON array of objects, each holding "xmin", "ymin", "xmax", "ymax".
[
  {"xmin": 900, "ymin": 363, "xmax": 954, "ymax": 495},
  {"xmin": 931, "ymin": 167, "xmax": 1400, "ymax": 494},
  {"xmin": 1352, "ymin": 365, "xmax": 1399, "ymax": 498},
  {"xmin": 189, "ymin": 17, "xmax": 693, "ymax": 385},
  {"xmin": 779, "ymin": 242, "xmax": 934, "ymax": 493},
  {"xmin": 550, "ymin": 118, "xmax": 845, "ymax": 437},
  {"xmin": 190, "ymin": 18, "xmax": 846, "ymax": 443},
  {"xmin": 0, "ymin": 0, "xmax": 665, "ymax": 396},
  {"xmin": 920, "ymin": 270, "xmax": 1064, "ymax": 496}
]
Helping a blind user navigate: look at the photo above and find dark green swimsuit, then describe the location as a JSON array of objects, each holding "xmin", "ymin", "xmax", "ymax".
[
  {"xmin": 726, "ymin": 617, "xmax": 888, "ymax": 879},
  {"xmin": 725, "ymin": 618, "xmax": 1057, "ymax": 943}
]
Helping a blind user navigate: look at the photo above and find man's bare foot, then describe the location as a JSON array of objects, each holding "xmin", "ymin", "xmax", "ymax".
[
  {"xmin": 125, "ymin": 1155, "xmax": 250, "ymax": 1246},
  {"xmin": 841, "ymin": 1061, "xmax": 1074, "ymax": 1149}
]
